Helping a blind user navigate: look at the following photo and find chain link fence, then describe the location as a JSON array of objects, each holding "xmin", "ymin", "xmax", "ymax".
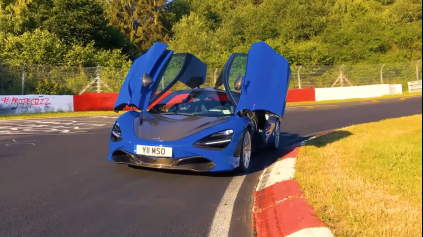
[
  {"xmin": 290, "ymin": 61, "xmax": 423, "ymax": 90},
  {"xmin": 0, "ymin": 63, "xmax": 129, "ymax": 95},
  {"xmin": 1, "ymin": 61, "xmax": 421, "ymax": 95}
]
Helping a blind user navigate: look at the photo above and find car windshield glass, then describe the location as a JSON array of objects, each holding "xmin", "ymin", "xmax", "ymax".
[
  {"xmin": 226, "ymin": 54, "xmax": 248, "ymax": 104},
  {"xmin": 153, "ymin": 54, "xmax": 187, "ymax": 97},
  {"xmin": 149, "ymin": 88, "xmax": 235, "ymax": 117}
]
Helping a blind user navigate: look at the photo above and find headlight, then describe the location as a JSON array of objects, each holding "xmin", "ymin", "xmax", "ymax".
[
  {"xmin": 111, "ymin": 122, "xmax": 123, "ymax": 142},
  {"xmin": 194, "ymin": 129, "xmax": 234, "ymax": 150}
]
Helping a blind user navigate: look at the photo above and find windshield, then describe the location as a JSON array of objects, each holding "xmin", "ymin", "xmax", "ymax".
[
  {"xmin": 225, "ymin": 54, "xmax": 248, "ymax": 105},
  {"xmin": 154, "ymin": 54, "xmax": 187, "ymax": 96},
  {"xmin": 149, "ymin": 88, "xmax": 236, "ymax": 117}
]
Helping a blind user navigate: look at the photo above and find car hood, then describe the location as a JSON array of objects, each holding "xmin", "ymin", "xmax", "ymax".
[{"xmin": 133, "ymin": 112, "xmax": 229, "ymax": 141}]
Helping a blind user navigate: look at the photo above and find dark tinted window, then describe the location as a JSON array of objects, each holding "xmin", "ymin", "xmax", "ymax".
[{"xmin": 150, "ymin": 89, "xmax": 235, "ymax": 117}]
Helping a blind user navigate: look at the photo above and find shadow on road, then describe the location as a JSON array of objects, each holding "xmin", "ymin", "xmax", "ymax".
[{"xmin": 127, "ymin": 131, "xmax": 353, "ymax": 177}]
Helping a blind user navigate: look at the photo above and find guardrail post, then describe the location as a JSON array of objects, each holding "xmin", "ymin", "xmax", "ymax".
[
  {"xmin": 380, "ymin": 64, "xmax": 386, "ymax": 84},
  {"xmin": 21, "ymin": 63, "xmax": 26, "ymax": 95},
  {"xmin": 417, "ymin": 59, "xmax": 421, "ymax": 82},
  {"xmin": 96, "ymin": 65, "xmax": 101, "ymax": 93},
  {"xmin": 298, "ymin": 66, "xmax": 303, "ymax": 89}
]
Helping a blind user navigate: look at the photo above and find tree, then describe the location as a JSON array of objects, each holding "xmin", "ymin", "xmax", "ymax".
[
  {"xmin": 0, "ymin": 0, "xmax": 53, "ymax": 35},
  {"xmin": 1, "ymin": 0, "xmax": 422, "ymax": 68},
  {"xmin": 105, "ymin": 0, "xmax": 169, "ymax": 55},
  {"xmin": 0, "ymin": 29, "xmax": 67, "ymax": 65},
  {"xmin": 0, "ymin": 0, "xmax": 131, "ymax": 53},
  {"xmin": 42, "ymin": 0, "xmax": 129, "ymax": 51}
]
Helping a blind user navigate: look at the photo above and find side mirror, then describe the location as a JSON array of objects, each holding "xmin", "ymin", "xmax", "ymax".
[
  {"xmin": 234, "ymin": 75, "xmax": 243, "ymax": 91},
  {"xmin": 142, "ymin": 73, "xmax": 153, "ymax": 87}
]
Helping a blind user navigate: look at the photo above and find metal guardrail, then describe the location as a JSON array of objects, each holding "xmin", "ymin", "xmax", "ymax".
[
  {"xmin": 408, "ymin": 80, "xmax": 422, "ymax": 93},
  {"xmin": 1, "ymin": 60, "xmax": 422, "ymax": 95}
]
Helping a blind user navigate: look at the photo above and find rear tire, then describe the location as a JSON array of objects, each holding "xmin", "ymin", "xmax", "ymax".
[{"xmin": 238, "ymin": 129, "xmax": 252, "ymax": 173}]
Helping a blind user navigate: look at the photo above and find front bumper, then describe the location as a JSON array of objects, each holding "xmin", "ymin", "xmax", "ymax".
[
  {"xmin": 108, "ymin": 111, "xmax": 251, "ymax": 173},
  {"xmin": 111, "ymin": 149, "xmax": 216, "ymax": 172}
]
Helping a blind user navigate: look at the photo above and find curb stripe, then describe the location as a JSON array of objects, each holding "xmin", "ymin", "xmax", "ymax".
[
  {"xmin": 286, "ymin": 227, "xmax": 335, "ymax": 237},
  {"xmin": 254, "ymin": 197, "xmax": 327, "ymax": 236},
  {"xmin": 254, "ymin": 180, "xmax": 303, "ymax": 211},
  {"xmin": 256, "ymin": 147, "xmax": 300, "ymax": 192},
  {"xmin": 252, "ymin": 135, "xmax": 335, "ymax": 237},
  {"xmin": 255, "ymin": 158, "xmax": 297, "ymax": 192}
]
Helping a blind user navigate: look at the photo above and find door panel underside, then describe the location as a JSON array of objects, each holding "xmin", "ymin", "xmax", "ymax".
[
  {"xmin": 113, "ymin": 43, "xmax": 208, "ymax": 112},
  {"xmin": 235, "ymin": 42, "xmax": 291, "ymax": 118},
  {"xmin": 114, "ymin": 42, "xmax": 173, "ymax": 111}
]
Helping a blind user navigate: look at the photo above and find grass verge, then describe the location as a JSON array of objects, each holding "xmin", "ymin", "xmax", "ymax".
[
  {"xmin": 296, "ymin": 115, "xmax": 423, "ymax": 237},
  {"xmin": 287, "ymin": 91, "xmax": 422, "ymax": 106},
  {"xmin": 0, "ymin": 111, "xmax": 119, "ymax": 120}
]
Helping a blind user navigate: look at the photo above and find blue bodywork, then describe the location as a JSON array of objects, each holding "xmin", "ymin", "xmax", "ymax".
[
  {"xmin": 114, "ymin": 42, "xmax": 174, "ymax": 111},
  {"xmin": 107, "ymin": 41, "xmax": 291, "ymax": 173},
  {"xmin": 108, "ymin": 111, "xmax": 253, "ymax": 171},
  {"xmin": 236, "ymin": 42, "xmax": 291, "ymax": 117}
]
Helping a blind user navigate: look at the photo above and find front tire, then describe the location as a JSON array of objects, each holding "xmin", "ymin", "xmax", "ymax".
[
  {"xmin": 270, "ymin": 121, "xmax": 280, "ymax": 150},
  {"xmin": 238, "ymin": 129, "xmax": 252, "ymax": 173}
]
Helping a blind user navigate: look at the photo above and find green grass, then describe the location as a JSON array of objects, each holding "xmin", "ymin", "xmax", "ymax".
[
  {"xmin": 287, "ymin": 91, "xmax": 422, "ymax": 106},
  {"xmin": 296, "ymin": 115, "xmax": 423, "ymax": 237},
  {"xmin": 0, "ymin": 111, "xmax": 119, "ymax": 120}
]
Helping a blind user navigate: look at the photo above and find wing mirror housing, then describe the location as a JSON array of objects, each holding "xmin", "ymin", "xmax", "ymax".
[
  {"xmin": 142, "ymin": 73, "xmax": 153, "ymax": 87},
  {"xmin": 234, "ymin": 75, "xmax": 243, "ymax": 91}
]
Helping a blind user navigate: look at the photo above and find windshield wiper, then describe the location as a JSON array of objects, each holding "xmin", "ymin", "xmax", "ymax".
[{"xmin": 160, "ymin": 112, "xmax": 196, "ymax": 116}]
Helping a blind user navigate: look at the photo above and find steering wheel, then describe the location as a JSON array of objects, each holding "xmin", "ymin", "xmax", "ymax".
[
  {"xmin": 167, "ymin": 104, "xmax": 179, "ymax": 112},
  {"xmin": 168, "ymin": 103, "xmax": 191, "ymax": 112}
]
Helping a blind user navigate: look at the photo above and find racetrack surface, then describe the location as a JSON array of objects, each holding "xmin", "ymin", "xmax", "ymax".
[{"xmin": 0, "ymin": 96, "xmax": 421, "ymax": 237}]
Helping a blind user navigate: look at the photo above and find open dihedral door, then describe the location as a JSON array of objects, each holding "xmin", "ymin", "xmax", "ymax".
[
  {"xmin": 113, "ymin": 42, "xmax": 174, "ymax": 112},
  {"xmin": 219, "ymin": 42, "xmax": 292, "ymax": 118}
]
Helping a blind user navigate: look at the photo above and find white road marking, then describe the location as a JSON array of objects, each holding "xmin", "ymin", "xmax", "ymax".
[
  {"xmin": 0, "ymin": 120, "xmax": 109, "ymax": 135},
  {"xmin": 0, "ymin": 139, "xmax": 36, "ymax": 146},
  {"xmin": 286, "ymin": 227, "xmax": 335, "ymax": 237},
  {"xmin": 208, "ymin": 175, "xmax": 246, "ymax": 237}
]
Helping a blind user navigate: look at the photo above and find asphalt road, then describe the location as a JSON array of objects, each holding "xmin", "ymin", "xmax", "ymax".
[{"xmin": 0, "ymin": 96, "xmax": 421, "ymax": 237}]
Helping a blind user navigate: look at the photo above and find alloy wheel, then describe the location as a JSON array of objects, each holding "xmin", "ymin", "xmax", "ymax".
[
  {"xmin": 274, "ymin": 121, "xmax": 280, "ymax": 148},
  {"xmin": 243, "ymin": 131, "xmax": 252, "ymax": 169}
]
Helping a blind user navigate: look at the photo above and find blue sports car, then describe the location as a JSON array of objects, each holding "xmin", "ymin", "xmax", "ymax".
[{"xmin": 107, "ymin": 41, "xmax": 291, "ymax": 173}]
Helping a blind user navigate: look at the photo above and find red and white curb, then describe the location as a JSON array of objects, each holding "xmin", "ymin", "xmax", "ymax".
[{"xmin": 252, "ymin": 133, "xmax": 335, "ymax": 237}]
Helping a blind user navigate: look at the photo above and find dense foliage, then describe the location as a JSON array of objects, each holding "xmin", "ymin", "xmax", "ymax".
[{"xmin": 0, "ymin": 0, "xmax": 421, "ymax": 68}]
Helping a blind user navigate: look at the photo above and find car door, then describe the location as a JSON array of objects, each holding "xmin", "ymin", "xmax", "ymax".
[
  {"xmin": 113, "ymin": 42, "xmax": 174, "ymax": 111},
  {"xmin": 219, "ymin": 41, "xmax": 292, "ymax": 118}
]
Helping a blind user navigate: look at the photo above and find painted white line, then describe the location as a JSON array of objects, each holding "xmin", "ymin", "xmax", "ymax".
[
  {"xmin": 255, "ymin": 158, "xmax": 297, "ymax": 192},
  {"xmin": 208, "ymin": 175, "xmax": 246, "ymax": 237},
  {"xmin": 286, "ymin": 227, "xmax": 335, "ymax": 237},
  {"xmin": 0, "ymin": 139, "xmax": 37, "ymax": 146}
]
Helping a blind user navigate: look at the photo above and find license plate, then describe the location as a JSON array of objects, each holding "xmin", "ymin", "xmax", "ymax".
[{"xmin": 136, "ymin": 145, "xmax": 173, "ymax": 157}]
